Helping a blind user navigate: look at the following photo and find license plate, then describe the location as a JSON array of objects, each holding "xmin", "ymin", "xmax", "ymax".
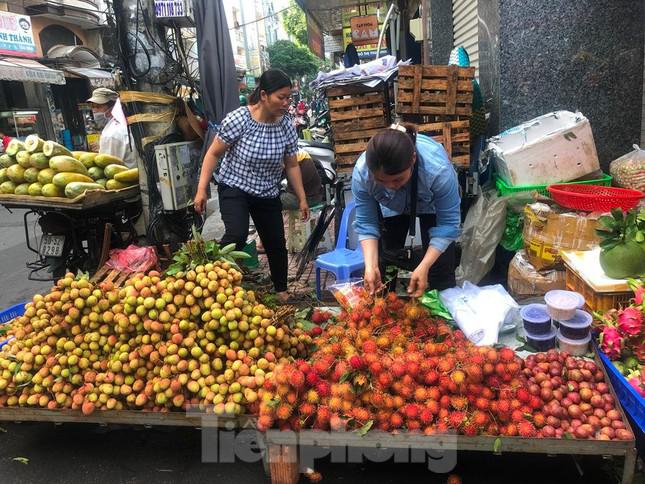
[{"xmin": 40, "ymin": 235, "xmax": 65, "ymax": 257}]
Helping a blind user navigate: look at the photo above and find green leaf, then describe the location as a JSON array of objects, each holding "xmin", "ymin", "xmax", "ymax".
[
  {"xmin": 339, "ymin": 371, "xmax": 354, "ymax": 383},
  {"xmin": 515, "ymin": 335, "xmax": 527, "ymax": 344},
  {"xmin": 635, "ymin": 231, "xmax": 645, "ymax": 243},
  {"xmin": 493, "ymin": 437, "xmax": 502, "ymax": 454},
  {"xmin": 355, "ymin": 420, "xmax": 373, "ymax": 437},
  {"xmin": 219, "ymin": 243, "xmax": 237, "ymax": 254},
  {"xmin": 12, "ymin": 457, "xmax": 28, "ymax": 465},
  {"xmin": 435, "ymin": 333, "xmax": 447, "ymax": 343},
  {"xmin": 611, "ymin": 208, "xmax": 624, "ymax": 222},
  {"xmin": 563, "ymin": 432, "xmax": 574, "ymax": 440},
  {"xmin": 229, "ymin": 251, "xmax": 251, "ymax": 259}
]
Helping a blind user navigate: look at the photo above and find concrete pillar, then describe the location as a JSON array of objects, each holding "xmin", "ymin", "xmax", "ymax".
[{"xmin": 478, "ymin": 0, "xmax": 644, "ymax": 169}]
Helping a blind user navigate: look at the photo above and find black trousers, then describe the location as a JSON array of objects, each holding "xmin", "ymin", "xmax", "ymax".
[
  {"xmin": 380, "ymin": 213, "xmax": 456, "ymax": 292},
  {"xmin": 218, "ymin": 184, "xmax": 288, "ymax": 292}
]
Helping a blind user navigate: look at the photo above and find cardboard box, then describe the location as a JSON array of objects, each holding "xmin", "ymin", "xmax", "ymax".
[
  {"xmin": 488, "ymin": 111, "xmax": 600, "ymax": 186},
  {"xmin": 508, "ymin": 250, "xmax": 566, "ymax": 298},
  {"xmin": 522, "ymin": 203, "xmax": 600, "ymax": 271}
]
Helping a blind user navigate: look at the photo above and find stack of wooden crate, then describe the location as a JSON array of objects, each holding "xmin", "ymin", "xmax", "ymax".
[
  {"xmin": 326, "ymin": 82, "xmax": 393, "ymax": 174},
  {"xmin": 397, "ymin": 65, "xmax": 475, "ymax": 169}
]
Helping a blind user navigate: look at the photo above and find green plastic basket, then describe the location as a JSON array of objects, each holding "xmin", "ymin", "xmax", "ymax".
[{"xmin": 495, "ymin": 173, "xmax": 612, "ymax": 198}]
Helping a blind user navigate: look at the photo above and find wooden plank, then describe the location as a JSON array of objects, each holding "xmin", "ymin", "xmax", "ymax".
[
  {"xmin": 326, "ymin": 84, "xmax": 384, "ymax": 97},
  {"xmin": 412, "ymin": 66, "xmax": 422, "ymax": 112},
  {"xmin": 332, "ymin": 117, "xmax": 387, "ymax": 132},
  {"xmin": 0, "ymin": 406, "xmax": 255, "ymax": 428},
  {"xmin": 0, "ymin": 186, "xmax": 140, "ymax": 211},
  {"xmin": 333, "ymin": 128, "xmax": 383, "ymax": 141},
  {"xmin": 330, "ymin": 107, "xmax": 385, "ymax": 122},
  {"xmin": 445, "ymin": 68, "xmax": 458, "ymax": 114},
  {"xmin": 328, "ymin": 93, "xmax": 384, "ymax": 109},
  {"xmin": 398, "ymin": 105, "xmax": 473, "ymax": 116},
  {"xmin": 398, "ymin": 65, "xmax": 475, "ymax": 80},
  {"xmin": 398, "ymin": 77, "xmax": 474, "ymax": 92},
  {"xmin": 335, "ymin": 140, "xmax": 369, "ymax": 154},
  {"xmin": 397, "ymin": 91, "xmax": 472, "ymax": 105},
  {"xmin": 416, "ymin": 120, "xmax": 471, "ymax": 132}
]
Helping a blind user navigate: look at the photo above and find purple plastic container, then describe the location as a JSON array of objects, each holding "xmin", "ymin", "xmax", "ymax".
[
  {"xmin": 557, "ymin": 310, "xmax": 592, "ymax": 340},
  {"xmin": 520, "ymin": 304, "xmax": 552, "ymax": 335},
  {"xmin": 525, "ymin": 328, "xmax": 557, "ymax": 351}
]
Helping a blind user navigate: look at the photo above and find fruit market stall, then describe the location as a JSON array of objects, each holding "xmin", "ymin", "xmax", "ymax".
[{"xmin": 0, "ymin": 136, "xmax": 142, "ymax": 279}]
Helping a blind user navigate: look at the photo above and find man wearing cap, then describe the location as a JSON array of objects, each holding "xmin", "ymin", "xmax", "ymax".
[{"xmin": 87, "ymin": 88, "xmax": 137, "ymax": 168}]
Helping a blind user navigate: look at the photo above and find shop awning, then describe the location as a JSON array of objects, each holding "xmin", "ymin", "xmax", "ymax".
[
  {"xmin": 0, "ymin": 57, "xmax": 66, "ymax": 85},
  {"xmin": 63, "ymin": 67, "xmax": 115, "ymax": 88}
]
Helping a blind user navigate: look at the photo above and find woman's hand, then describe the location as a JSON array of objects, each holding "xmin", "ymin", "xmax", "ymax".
[
  {"xmin": 407, "ymin": 261, "xmax": 430, "ymax": 297},
  {"xmin": 363, "ymin": 265, "xmax": 382, "ymax": 295},
  {"xmin": 193, "ymin": 189, "xmax": 208, "ymax": 215},
  {"xmin": 299, "ymin": 199, "xmax": 310, "ymax": 221}
]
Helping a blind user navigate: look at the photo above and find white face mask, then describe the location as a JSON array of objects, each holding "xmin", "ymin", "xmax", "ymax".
[{"xmin": 93, "ymin": 111, "xmax": 108, "ymax": 129}]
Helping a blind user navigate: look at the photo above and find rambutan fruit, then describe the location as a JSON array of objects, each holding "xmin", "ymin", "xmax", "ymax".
[
  {"xmin": 257, "ymin": 414, "xmax": 274, "ymax": 431},
  {"xmin": 516, "ymin": 388, "xmax": 531, "ymax": 404},
  {"xmin": 495, "ymin": 362, "xmax": 507, "ymax": 377},
  {"xmin": 486, "ymin": 348, "xmax": 499, "ymax": 363},
  {"xmin": 450, "ymin": 395, "xmax": 468, "ymax": 410},
  {"xmin": 496, "ymin": 399, "xmax": 511, "ymax": 414},
  {"xmin": 465, "ymin": 365, "xmax": 483, "ymax": 384},
  {"xmin": 423, "ymin": 426, "xmax": 436, "ymax": 436},
  {"xmin": 504, "ymin": 423, "xmax": 518, "ymax": 436},
  {"xmin": 390, "ymin": 412, "xmax": 404, "ymax": 429},
  {"xmin": 511, "ymin": 409, "xmax": 524, "ymax": 423},
  {"xmin": 276, "ymin": 384, "xmax": 290, "ymax": 397},
  {"xmin": 437, "ymin": 358, "xmax": 455, "ymax": 373},
  {"xmin": 306, "ymin": 390, "xmax": 320, "ymax": 404},
  {"xmin": 451, "ymin": 370, "xmax": 466, "ymax": 385},
  {"xmin": 407, "ymin": 419, "xmax": 421, "ymax": 431},
  {"xmin": 405, "ymin": 361, "xmax": 420, "ymax": 378},
  {"xmin": 377, "ymin": 372, "xmax": 392, "ymax": 388},
  {"xmin": 403, "ymin": 403, "xmax": 420, "ymax": 420},
  {"xmin": 275, "ymin": 404, "xmax": 293, "ymax": 421},
  {"xmin": 426, "ymin": 399, "xmax": 440, "ymax": 415},
  {"xmin": 426, "ymin": 386, "xmax": 441, "ymax": 401},
  {"xmin": 328, "ymin": 396, "xmax": 343, "ymax": 411},
  {"xmin": 448, "ymin": 411, "xmax": 465, "ymax": 429},
  {"xmin": 376, "ymin": 421, "xmax": 391, "ymax": 432},
  {"xmin": 391, "ymin": 361, "xmax": 405, "ymax": 378},
  {"xmin": 305, "ymin": 371, "xmax": 320, "ymax": 386},
  {"xmin": 352, "ymin": 407, "xmax": 371, "ymax": 422},
  {"xmin": 472, "ymin": 410, "xmax": 489, "ymax": 428},
  {"xmin": 420, "ymin": 408, "xmax": 434, "ymax": 425},
  {"xmin": 423, "ymin": 369, "xmax": 440, "ymax": 385},
  {"xmin": 510, "ymin": 399, "xmax": 522, "ymax": 411},
  {"xmin": 285, "ymin": 392, "xmax": 298, "ymax": 405},
  {"xmin": 298, "ymin": 402, "xmax": 316, "ymax": 416},
  {"xmin": 332, "ymin": 361, "xmax": 349, "ymax": 382},
  {"xmin": 518, "ymin": 420, "xmax": 536, "ymax": 438},
  {"xmin": 316, "ymin": 406, "xmax": 331, "ymax": 424},
  {"xmin": 474, "ymin": 397, "xmax": 490, "ymax": 411},
  {"xmin": 329, "ymin": 414, "xmax": 348, "ymax": 431},
  {"xmin": 499, "ymin": 347, "xmax": 515, "ymax": 363},
  {"xmin": 439, "ymin": 394, "xmax": 451, "ymax": 409},
  {"xmin": 313, "ymin": 357, "xmax": 333, "ymax": 377},
  {"xmin": 533, "ymin": 412, "xmax": 546, "ymax": 428},
  {"xmin": 295, "ymin": 359, "xmax": 311, "ymax": 374},
  {"xmin": 414, "ymin": 387, "xmax": 427, "ymax": 402},
  {"xmin": 486, "ymin": 423, "xmax": 500, "ymax": 436},
  {"xmin": 529, "ymin": 395, "xmax": 541, "ymax": 410},
  {"xmin": 436, "ymin": 421, "xmax": 450, "ymax": 434},
  {"xmin": 316, "ymin": 381, "xmax": 331, "ymax": 397},
  {"xmin": 348, "ymin": 355, "xmax": 364, "ymax": 370},
  {"xmin": 370, "ymin": 391, "xmax": 385, "ymax": 408},
  {"xmin": 462, "ymin": 422, "xmax": 478, "ymax": 436},
  {"xmin": 368, "ymin": 361, "xmax": 383, "ymax": 374}
]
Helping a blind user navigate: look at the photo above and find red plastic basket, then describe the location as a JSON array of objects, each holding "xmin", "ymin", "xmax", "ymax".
[{"xmin": 547, "ymin": 184, "xmax": 644, "ymax": 211}]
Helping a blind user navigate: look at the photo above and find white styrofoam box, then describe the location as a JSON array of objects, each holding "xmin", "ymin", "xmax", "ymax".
[{"xmin": 488, "ymin": 111, "xmax": 600, "ymax": 187}]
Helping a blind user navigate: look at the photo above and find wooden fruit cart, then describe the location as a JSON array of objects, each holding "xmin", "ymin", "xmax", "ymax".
[{"xmin": 260, "ymin": 349, "xmax": 637, "ymax": 484}]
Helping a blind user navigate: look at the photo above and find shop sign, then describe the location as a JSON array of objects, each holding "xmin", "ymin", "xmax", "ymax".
[
  {"xmin": 350, "ymin": 15, "xmax": 379, "ymax": 46},
  {"xmin": 154, "ymin": 0, "xmax": 188, "ymax": 18},
  {"xmin": 0, "ymin": 12, "xmax": 37, "ymax": 57},
  {"xmin": 245, "ymin": 74, "xmax": 256, "ymax": 89}
]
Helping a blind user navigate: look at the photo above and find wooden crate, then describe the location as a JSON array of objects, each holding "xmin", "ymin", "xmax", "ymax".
[
  {"xmin": 326, "ymin": 83, "xmax": 392, "ymax": 173},
  {"xmin": 564, "ymin": 263, "xmax": 632, "ymax": 313},
  {"xmin": 397, "ymin": 65, "xmax": 475, "ymax": 117},
  {"xmin": 416, "ymin": 119, "xmax": 471, "ymax": 169}
]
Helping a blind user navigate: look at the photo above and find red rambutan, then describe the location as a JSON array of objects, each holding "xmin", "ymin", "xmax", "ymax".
[
  {"xmin": 390, "ymin": 412, "xmax": 404, "ymax": 429},
  {"xmin": 499, "ymin": 347, "xmax": 515, "ymax": 363},
  {"xmin": 518, "ymin": 420, "xmax": 536, "ymax": 438},
  {"xmin": 423, "ymin": 369, "xmax": 440, "ymax": 385},
  {"xmin": 275, "ymin": 404, "xmax": 293, "ymax": 421},
  {"xmin": 316, "ymin": 381, "xmax": 331, "ymax": 397},
  {"xmin": 448, "ymin": 411, "xmax": 465, "ymax": 429},
  {"xmin": 257, "ymin": 414, "xmax": 274, "ymax": 431},
  {"xmin": 348, "ymin": 355, "xmax": 364, "ymax": 370},
  {"xmin": 511, "ymin": 410, "xmax": 525, "ymax": 423},
  {"xmin": 316, "ymin": 406, "xmax": 331, "ymax": 423},
  {"xmin": 516, "ymin": 388, "xmax": 531, "ymax": 404},
  {"xmin": 363, "ymin": 340, "xmax": 378, "ymax": 354},
  {"xmin": 472, "ymin": 410, "xmax": 489, "ymax": 428},
  {"xmin": 352, "ymin": 407, "xmax": 371, "ymax": 422},
  {"xmin": 450, "ymin": 395, "xmax": 468, "ymax": 410},
  {"xmin": 403, "ymin": 403, "xmax": 420, "ymax": 420},
  {"xmin": 305, "ymin": 371, "xmax": 320, "ymax": 386},
  {"xmin": 419, "ymin": 408, "xmax": 434, "ymax": 425},
  {"xmin": 298, "ymin": 402, "xmax": 316, "ymax": 416},
  {"xmin": 462, "ymin": 422, "xmax": 478, "ymax": 436},
  {"xmin": 528, "ymin": 395, "xmax": 541, "ymax": 410},
  {"xmin": 533, "ymin": 412, "xmax": 546, "ymax": 428},
  {"xmin": 306, "ymin": 389, "xmax": 320, "ymax": 404},
  {"xmin": 474, "ymin": 397, "xmax": 490, "ymax": 411},
  {"xmin": 391, "ymin": 361, "xmax": 405, "ymax": 378}
]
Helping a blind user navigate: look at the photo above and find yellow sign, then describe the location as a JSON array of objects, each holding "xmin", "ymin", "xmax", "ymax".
[
  {"xmin": 350, "ymin": 15, "xmax": 379, "ymax": 46},
  {"xmin": 342, "ymin": 4, "xmax": 388, "ymax": 60}
]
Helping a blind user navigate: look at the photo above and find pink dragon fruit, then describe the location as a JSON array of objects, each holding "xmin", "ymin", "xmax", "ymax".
[
  {"xmin": 635, "ymin": 286, "xmax": 645, "ymax": 306},
  {"xmin": 617, "ymin": 307, "xmax": 643, "ymax": 336},
  {"xmin": 627, "ymin": 371, "xmax": 645, "ymax": 397},
  {"xmin": 599, "ymin": 326, "xmax": 624, "ymax": 360}
]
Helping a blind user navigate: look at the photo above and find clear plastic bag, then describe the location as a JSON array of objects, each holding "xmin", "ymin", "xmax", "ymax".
[
  {"xmin": 105, "ymin": 245, "xmax": 158, "ymax": 273},
  {"xmin": 610, "ymin": 144, "xmax": 645, "ymax": 191},
  {"xmin": 328, "ymin": 278, "xmax": 367, "ymax": 310}
]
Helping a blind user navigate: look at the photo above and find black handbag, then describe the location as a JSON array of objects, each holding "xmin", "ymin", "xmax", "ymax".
[{"xmin": 380, "ymin": 162, "xmax": 425, "ymax": 271}]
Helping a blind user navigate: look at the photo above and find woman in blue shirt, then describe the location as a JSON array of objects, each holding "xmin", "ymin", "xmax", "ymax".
[
  {"xmin": 352, "ymin": 124, "xmax": 461, "ymax": 296},
  {"xmin": 194, "ymin": 69, "xmax": 309, "ymax": 303}
]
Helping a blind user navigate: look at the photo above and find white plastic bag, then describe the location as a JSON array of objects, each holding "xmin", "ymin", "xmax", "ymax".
[{"xmin": 440, "ymin": 282, "xmax": 520, "ymax": 346}]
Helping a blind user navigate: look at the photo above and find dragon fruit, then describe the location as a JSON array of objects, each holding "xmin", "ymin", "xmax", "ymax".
[
  {"xmin": 635, "ymin": 286, "xmax": 645, "ymax": 306},
  {"xmin": 627, "ymin": 371, "xmax": 645, "ymax": 397},
  {"xmin": 617, "ymin": 307, "xmax": 643, "ymax": 336},
  {"xmin": 599, "ymin": 326, "xmax": 624, "ymax": 360}
]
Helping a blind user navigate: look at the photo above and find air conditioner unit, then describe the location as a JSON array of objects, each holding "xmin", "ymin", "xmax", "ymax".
[
  {"xmin": 154, "ymin": 140, "xmax": 200, "ymax": 211},
  {"xmin": 153, "ymin": 0, "xmax": 194, "ymax": 27}
]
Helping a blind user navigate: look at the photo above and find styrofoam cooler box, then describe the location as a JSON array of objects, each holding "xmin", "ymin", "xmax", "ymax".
[{"xmin": 488, "ymin": 111, "xmax": 600, "ymax": 187}]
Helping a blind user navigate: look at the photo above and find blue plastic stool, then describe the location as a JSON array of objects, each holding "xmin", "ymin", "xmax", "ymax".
[{"xmin": 314, "ymin": 201, "xmax": 365, "ymax": 300}]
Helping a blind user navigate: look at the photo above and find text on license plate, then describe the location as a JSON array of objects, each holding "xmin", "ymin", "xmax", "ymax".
[{"xmin": 41, "ymin": 235, "xmax": 65, "ymax": 257}]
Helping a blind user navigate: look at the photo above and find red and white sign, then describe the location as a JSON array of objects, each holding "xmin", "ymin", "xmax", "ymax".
[
  {"xmin": 350, "ymin": 15, "xmax": 379, "ymax": 47},
  {"xmin": 0, "ymin": 12, "xmax": 37, "ymax": 58}
]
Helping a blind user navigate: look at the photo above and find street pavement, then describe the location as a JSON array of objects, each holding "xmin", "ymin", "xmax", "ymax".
[{"xmin": 0, "ymin": 206, "xmax": 634, "ymax": 483}]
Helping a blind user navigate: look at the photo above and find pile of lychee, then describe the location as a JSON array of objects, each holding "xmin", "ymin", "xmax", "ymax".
[
  {"xmin": 256, "ymin": 293, "xmax": 632, "ymax": 441},
  {"xmin": 0, "ymin": 264, "xmax": 312, "ymax": 415}
]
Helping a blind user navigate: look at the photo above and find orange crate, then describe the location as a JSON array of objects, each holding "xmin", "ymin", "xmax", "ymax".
[
  {"xmin": 564, "ymin": 264, "xmax": 632, "ymax": 312},
  {"xmin": 415, "ymin": 119, "xmax": 470, "ymax": 168},
  {"xmin": 326, "ymin": 83, "xmax": 392, "ymax": 171},
  {"xmin": 397, "ymin": 65, "xmax": 475, "ymax": 117}
]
